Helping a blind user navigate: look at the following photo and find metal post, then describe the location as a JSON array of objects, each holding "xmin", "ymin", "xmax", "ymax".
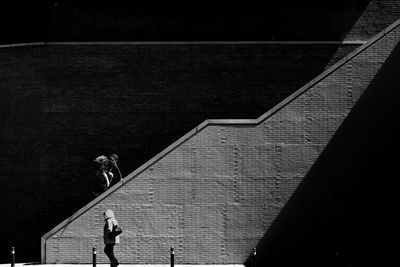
[
  {"xmin": 252, "ymin": 247, "xmax": 256, "ymax": 267},
  {"xmin": 11, "ymin": 247, "xmax": 15, "ymax": 267},
  {"xmin": 170, "ymin": 247, "xmax": 174, "ymax": 267},
  {"xmin": 92, "ymin": 247, "xmax": 97, "ymax": 267}
]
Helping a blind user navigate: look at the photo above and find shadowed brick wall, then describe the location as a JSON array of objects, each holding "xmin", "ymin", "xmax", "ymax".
[
  {"xmin": 42, "ymin": 20, "xmax": 400, "ymax": 265},
  {"xmin": 0, "ymin": 46, "xmax": 41, "ymax": 261},
  {"xmin": 1, "ymin": 1, "xmax": 371, "ymax": 44}
]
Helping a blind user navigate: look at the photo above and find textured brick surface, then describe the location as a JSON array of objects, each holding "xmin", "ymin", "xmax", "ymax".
[
  {"xmin": 43, "ymin": 21, "xmax": 400, "ymax": 264},
  {"xmin": 344, "ymin": 0, "xmax": 400, "ymax": 41}
]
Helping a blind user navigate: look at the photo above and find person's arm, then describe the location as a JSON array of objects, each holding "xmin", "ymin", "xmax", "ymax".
[
  {"xmin": 103, "ymin": 172, "xmax": 110, "ymax": 188},
  {"xmin": 110, "ymin": 159, "xmax": 123, "ymax": 182},
  {"xmin": 105, "ymin": 219, "xmax": 113, "ymax": 238},
  {"xmin": 114, "ymin": 165, "xmax": 122, "ymax": 182}
]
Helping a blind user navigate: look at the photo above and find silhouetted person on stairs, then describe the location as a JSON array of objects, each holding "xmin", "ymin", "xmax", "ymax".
[{"xmin": 92, "ymin": 154, "xmax": 123, "ymax": 196}]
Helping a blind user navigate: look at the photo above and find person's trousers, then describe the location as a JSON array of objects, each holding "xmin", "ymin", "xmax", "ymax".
[{"xmin": 104, "ymin": 244, "xmax": 119, "ymax": 267}]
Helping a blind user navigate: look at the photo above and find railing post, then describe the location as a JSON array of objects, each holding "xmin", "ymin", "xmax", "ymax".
[
  {"xmin": 92, "ymin": 247, "xmax": 97, "ymax": 267},
  {"xmin": 11, "ymin": 247, "xmax": 15, "ymax": 267},
  {"xmin": 252, "ymin": 247, "xmax": 256, "ymax": 267},
  {"xmin": 170, "ymin": 247, "xmax": 174, "ymax": 267}
]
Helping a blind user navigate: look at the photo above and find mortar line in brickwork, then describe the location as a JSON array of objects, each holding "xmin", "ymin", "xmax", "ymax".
[
  {"xmin": 275, "ymin": 144, "xmax": 283, "ymax": 183},
  {"xmin": 177, "ymin": 204, "xmax": 184, "ymax": 258},
  {"xmin": 262, "ymin": 202, "xmax": 269, "ymax": 232},
  {"xmin": 149, "ymin": 175, "xmax": 155, "ymax": 205},
  {"xmin": 346, "ymin": 63, "xmax": 354, "ymax": 111},
  {"xmin": 233, "ymin": 145, "xmax": 240, "ymax": 203},
  {"xmin": 0, "ymin": 40, "xmax": 368, "ymax": 48},
  {"xmin": 221, "ymin": 203, "xmax": 228, "ymax": 261},
  {"xmin": 94, "ymin": 206, "xmax": 101, "ymax": 250},
  {"xmin": 219, "ymin": 127, "xmax": 227, "ymax": 145},
  {"xmin": 304, "ymin": 91, "xmax": 312, "ymax": 144},
  {"xmin": 41, "ymin": 19, "xmax": 400, "ymax": 255},
  {"xmin": 190, "ymin": 146, "xmax": 196, "ymax": 174}
]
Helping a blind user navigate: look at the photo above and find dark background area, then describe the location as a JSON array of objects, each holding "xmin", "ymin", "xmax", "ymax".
[
  {"xmin": 1, "ymin": 0, "xmax": 398, "ymax": 264},
  {"xmin": 0, "ymin": 0, "xmax": 372, "ymax": 44}
]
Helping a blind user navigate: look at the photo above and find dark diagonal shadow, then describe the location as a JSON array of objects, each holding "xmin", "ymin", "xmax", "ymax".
[{"xmin": 245, "ymin": 43, "xmax": 400, "ymax": 267}]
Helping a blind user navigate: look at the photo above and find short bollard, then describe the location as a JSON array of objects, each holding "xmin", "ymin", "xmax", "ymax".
[
  {"xmin": 170, "ymin": 247, "xmax": 174, "ymax": 267},
  {"xmin": 252, "ymin": 247, "xmax": 256, "ymax": 267},
  {"xmin": 92, "ymin": 247, "xmax": 97, "ymax": 267},
  {"xmin": 11, "ymin": 247, "xmax": 15, "ymax": 267}
]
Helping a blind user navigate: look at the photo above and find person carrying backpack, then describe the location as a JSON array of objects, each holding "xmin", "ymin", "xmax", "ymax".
[{"xmin": 103, "ymin": 209, "xmax": 121, "ymax": 267}]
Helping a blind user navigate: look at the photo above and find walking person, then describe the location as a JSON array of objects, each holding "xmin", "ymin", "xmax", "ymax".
[{"xmin": 103, "ymin": 209, "xmax": 120, "ymax": 267}]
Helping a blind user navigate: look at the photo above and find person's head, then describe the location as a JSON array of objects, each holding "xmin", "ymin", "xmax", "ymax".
[
  {"xmin": 93, "ymin": 155, "xmax": 109, "ymax": 171},
  {"xmin": 103, "ymin": 209, "xmax": 114, "ymax": 220}
]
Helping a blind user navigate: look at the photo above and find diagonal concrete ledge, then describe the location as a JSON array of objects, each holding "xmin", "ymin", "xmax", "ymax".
[{"xmin": 41, "ymin": 18, "xmax": 400, "ymax": 263}]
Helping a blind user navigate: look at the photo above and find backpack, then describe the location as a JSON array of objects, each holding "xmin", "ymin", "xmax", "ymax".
[{"xmin": 112, "ymin": 224, "xmax": 123, "ymax": 237}]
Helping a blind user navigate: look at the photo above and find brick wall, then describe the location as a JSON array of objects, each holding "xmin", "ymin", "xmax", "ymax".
[
  {"xmin": 0, "ymin": 46, "xmax": 41, "ymax": 260},
  {"xmin": 42, "ymin": 20, "xmax": 400, "ymax": 265},
  {"xmin": 1, "ymin": 1, "xmax": 399, "ymax": 262},
  {"xmin": 344, "ymin": 0, "xmax": 400, "ymax": 41},
  {"xmin": 0, "ymin": 42, "xmax": 352, "ymax": 263},
  {"xmin": 37, "ymin": 43, "xmax": 350, "ymax": 234},
  {"xmin": 2, "ymin": 1, "xmax": 370, "ymax": 44}
]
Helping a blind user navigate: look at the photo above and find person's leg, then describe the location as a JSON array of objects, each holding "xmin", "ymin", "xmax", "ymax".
[
  {"xmin": 112, "ymin": 245, "xmax": 119, "ymax": 267},
  {"xmin": 104, "ymin": 244, "xmax": 118, "ymax": 267},
  {"xmin": 104, "ymin": 245, "xmax": 112, "ymax": 267}
]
